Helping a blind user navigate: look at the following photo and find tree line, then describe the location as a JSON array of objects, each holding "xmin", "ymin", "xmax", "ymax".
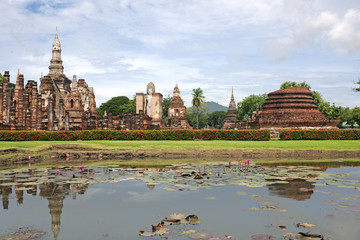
[{"xmin": 97, "ymin": 81, "xmax": 360, "ymax": 129}]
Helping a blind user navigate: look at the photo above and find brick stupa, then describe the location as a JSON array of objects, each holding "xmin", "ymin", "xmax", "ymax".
[
  {"xmin": 167, "ymin": 84, "xmax": 192, "ymax": 129},
  {"xmin": 250, "ymin": 87, "xmax": 338, "ymax": 137},
  {"xmin": 222, "ymin": 88, "xmax": 240, "ymax": 129}
]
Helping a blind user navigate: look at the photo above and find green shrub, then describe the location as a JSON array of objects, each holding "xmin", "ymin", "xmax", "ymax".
[
  {"xmin": 0, "ymin": 129, "xmax": 270, "ymax": 141},
  {"xmin": 280, "ymin": 129, "xmax": 360, "ymax": 140}
]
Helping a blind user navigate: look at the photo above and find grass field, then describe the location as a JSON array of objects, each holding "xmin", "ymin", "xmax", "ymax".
[
  {"xmin": 0, "ymin": 140, "xmax": 359, "ymax": 168},
  {"xmin": 0, "ymin": 140, "xmax": 359, "ymax": 150}
]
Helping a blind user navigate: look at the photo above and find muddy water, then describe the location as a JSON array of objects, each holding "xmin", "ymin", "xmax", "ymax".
[{"xmin": 0, "ymin": 164, "xmax": 359, "ymax": 240}]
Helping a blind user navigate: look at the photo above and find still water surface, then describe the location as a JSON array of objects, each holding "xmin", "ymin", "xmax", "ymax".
[{"xmin": 0, "ymin": 164, "xmax": 359, "ymax": 240}]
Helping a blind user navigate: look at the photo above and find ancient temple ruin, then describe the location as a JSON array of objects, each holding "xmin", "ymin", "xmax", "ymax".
[
  {"xmin": 221, "ymin": 89, "xmax": 241, "ymax": 129},
  {"xmin": 136, "ymin": 82, "xmax": 163, "ymax": 126},
  {"xmin": 249, "ymin": 87, "xmax": 339, "ymax": 137},
  {"xmin": 0, "ymin": 29, "xmax": 97, "ymax": 130},
  {"xmin": 100, "ymin": 83, "xmax": 192, "ymax": 130},
  {"xmin": 167, "ymin": 84, "xmax": 192, "ymax": 129},
  {"xmin": 99, "ymin": 82, "xmax": 164, "ymax": 130}
]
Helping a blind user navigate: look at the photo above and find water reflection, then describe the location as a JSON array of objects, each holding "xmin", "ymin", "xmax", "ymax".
[
  {"xmin": 0, "ymin": 164, "xmax": 359, "ymax": 240},
  {"xmin": 39, "ymin": 183, "xmax": 68, "ymax": 240},
  {"xmin": 0, "ymin": 168, "xmax": 91, "ymax": 240},
  {"xmin": 0, "ymin": 184, "xmax": 12, "ymax": 209},
  {"xmin": 268, "ymin": 178, "xmax": 315, "ymax": 200}
]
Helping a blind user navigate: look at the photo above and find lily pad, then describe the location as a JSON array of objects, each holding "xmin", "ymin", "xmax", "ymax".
[
  {"xmin": 170, "ymin": 213, "xmax": 186, "ymax": 220},
  {"xmin": 185, "ymin": 215, "xmax": 202, "ymax": 225},
  {"xmin": 205, "ymin": 196, "xmax": 218, "ymax": 200},
  {"xmin": 0, "ymin": 229, "xmax": 46, "ymax": 240},
  {"xmin": 138, "ymin": 231, "xmax": 155, "ymax": 237},
  {"xmin": 183, "ymin": 229, "xmax": 197, "ymax": 234},
  {"xmin": 251, "ymin": 234, "xmax": 275, "ymax": 240},
  {"xmin": 188, "ymin": 232, "xmax": 212, "ymax": 239},
  {"xmin": 297, "ymin": 222, "xmax": 315, "ymax": 228},
  {"xmin": 235, "ymin": 191, "xmax": 248, "ymax": 196}
]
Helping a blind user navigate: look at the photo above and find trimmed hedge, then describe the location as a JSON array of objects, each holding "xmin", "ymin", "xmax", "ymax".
[
  {"xmin": 0, "ymin": 129, "xmax": 270, "ymax": 141},
  {"xmin": 280, "ymin": 129, "xmax": 360, "ymax": 140}
]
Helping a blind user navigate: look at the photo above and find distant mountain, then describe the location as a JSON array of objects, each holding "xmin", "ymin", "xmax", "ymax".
[
  {"xmin": 187, "ymin": 101, "xmax": 228, "ymax": 114},
  {"xmin": 204, "ymin": 101, "xmax": 228, "ymax": 113}
]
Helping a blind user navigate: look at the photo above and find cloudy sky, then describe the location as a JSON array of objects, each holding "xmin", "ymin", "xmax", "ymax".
[{"xmin": 1, "ymin": 0, "xmax": 360, "ymax": 108}]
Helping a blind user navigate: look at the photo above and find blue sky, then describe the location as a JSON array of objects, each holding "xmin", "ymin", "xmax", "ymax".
[{"xmin": 1, "ymin": 0, "xmax": 360, "ymax": 108}]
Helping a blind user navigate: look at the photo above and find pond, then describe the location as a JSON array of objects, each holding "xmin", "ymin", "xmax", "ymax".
[{"xmin": 0, "ymin": 162, "xmax": 359, "ymax": 240}]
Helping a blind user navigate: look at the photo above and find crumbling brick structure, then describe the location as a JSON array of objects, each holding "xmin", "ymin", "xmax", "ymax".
[
  {"xmin": 249, "ymin": 87, "xmax": 339, "ymax": 137},
  {"xmin": 167, "ymin": 84, "xmax": 192, "ymax": 129},
  {"xmin": 222, "ymin": 89, "xmax": 241, "ymax": 129},
  {"xmin": 0, "ymin": 29, "xmax": 97, "ymax": 130}
]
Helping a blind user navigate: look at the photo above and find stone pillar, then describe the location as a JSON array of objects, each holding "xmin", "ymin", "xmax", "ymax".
[
  {"xmin": 150, "ymin": 92, "xmax": 163, "ymax": 126},
  {"xmin": 136, "ymin": 93, "xmax": 144, "ymax": 114},
  {"xmin": 2, "ymin": 71, "xmax": 11, "ymax": 124},
  {"xmin": 14, "ymin": 72, "xmax": 25, "ymax": 128}
]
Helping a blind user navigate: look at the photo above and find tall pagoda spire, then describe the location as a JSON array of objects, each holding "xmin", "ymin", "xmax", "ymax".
[
  {"xmin": 48, "ymin": 27, "xmax": 64, "ymax": 76},
  {"xmin": 228, "ymin": 87, "xmax": 236, "ymax": 109},
  {"xmin": 173, "ymin": 83, "xmax": 180, "ymax": 97}
]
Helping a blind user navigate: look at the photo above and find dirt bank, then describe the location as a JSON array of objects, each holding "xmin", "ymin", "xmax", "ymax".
[{"xmin": 1, "ymin": 143, "xmax": 360, "ymax": 166}]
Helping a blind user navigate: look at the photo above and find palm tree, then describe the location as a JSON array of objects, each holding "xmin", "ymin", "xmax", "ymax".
[
  {"xmin": 356, "ymin": 79, "xmax": 360, "ymax": 92},
  {"xmin": 192, "ymin": 88, "xmax": 205, "ymax": 129}
]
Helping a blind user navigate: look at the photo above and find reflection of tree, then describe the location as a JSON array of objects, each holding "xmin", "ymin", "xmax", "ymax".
[{"xmin": 267, "ymin": 179, "xmax": 315, "ymax": 201}]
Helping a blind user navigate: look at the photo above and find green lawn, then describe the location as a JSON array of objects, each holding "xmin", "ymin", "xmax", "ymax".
[{"xmin": 0, "ymin": 140, "xmax": 359, "ymax": 150}]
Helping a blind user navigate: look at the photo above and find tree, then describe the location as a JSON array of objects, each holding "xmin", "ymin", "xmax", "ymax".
[
  {"xmin": 118, "ymin": 96, "xmax": 136, "ymax": 114},
  {"xmin": 351, "ymin": 107, "xmax": 360, "ymax": 126},
  {"xmin": 162, "ymin": 95, "xmax": 173, "ymax": 125},
  {"xmin": 0, "ymin": 73, "xmax": 3, "ymax": 80},
  {"xmin": 280, "ymin": 81, "xmax": 310, "ymax": 89},
  {"xmin": 208, "ymin": 111, "xmax": 227, "ymax": 129},
  {"xmin": 191, "ymin": 88, "xmax": 205, "ymax": 129},
  {"xmin": 236, "ymin": 93, "xmax": 267, "ymax": 121},
  {"xmin": 186, "ymin": 104, "xmax": 209, "ymax": 129},
  {"xmin": 355, "ymin": 79, "xmax": 360, "ymax": 92},
  {"xmin": 97, "ymin": 96, "xmax": 135, "ymax": 117},
  {"xmin": 338, "ymin": 107, "xmax": 353, "ymax": 127}
]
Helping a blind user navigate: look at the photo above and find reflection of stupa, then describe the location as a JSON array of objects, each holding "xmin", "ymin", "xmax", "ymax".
[
  {"xmin": 0, "ymin": 186, "xmax": 12, "ymax": 209},
  {"xmin": 15, "ymin": 185, "xmax": 24, "ymax": 205},
  {"xmin": 147, "ymin": 184, "xmax": 155, "ymax": 190},
  {"xmin": 40, "ymin": 183, "xmax": 70, "ymax": 240},
  {"xmin": 267, "ymin": 179, "xmax": 315, "ymax": 201},
  {"xmin": 48, "ymin": 197, "xmax": 63, "ymax": 240}
]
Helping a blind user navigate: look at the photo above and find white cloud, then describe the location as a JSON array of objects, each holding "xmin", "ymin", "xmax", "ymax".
[
  {"xmin": 63, "ymin": 55, "xmax": 114, "ymax": 75},
  {"xmin": 118, "ymin": 55, "xmax": 206, "ymax": 83},
  {"xmin": 327, "ymin": 9, "xmax": 360, "ymax": 52},
  {"xmin": 262, "ymin": 8, "xmax": 360, "ymax": 61}
]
